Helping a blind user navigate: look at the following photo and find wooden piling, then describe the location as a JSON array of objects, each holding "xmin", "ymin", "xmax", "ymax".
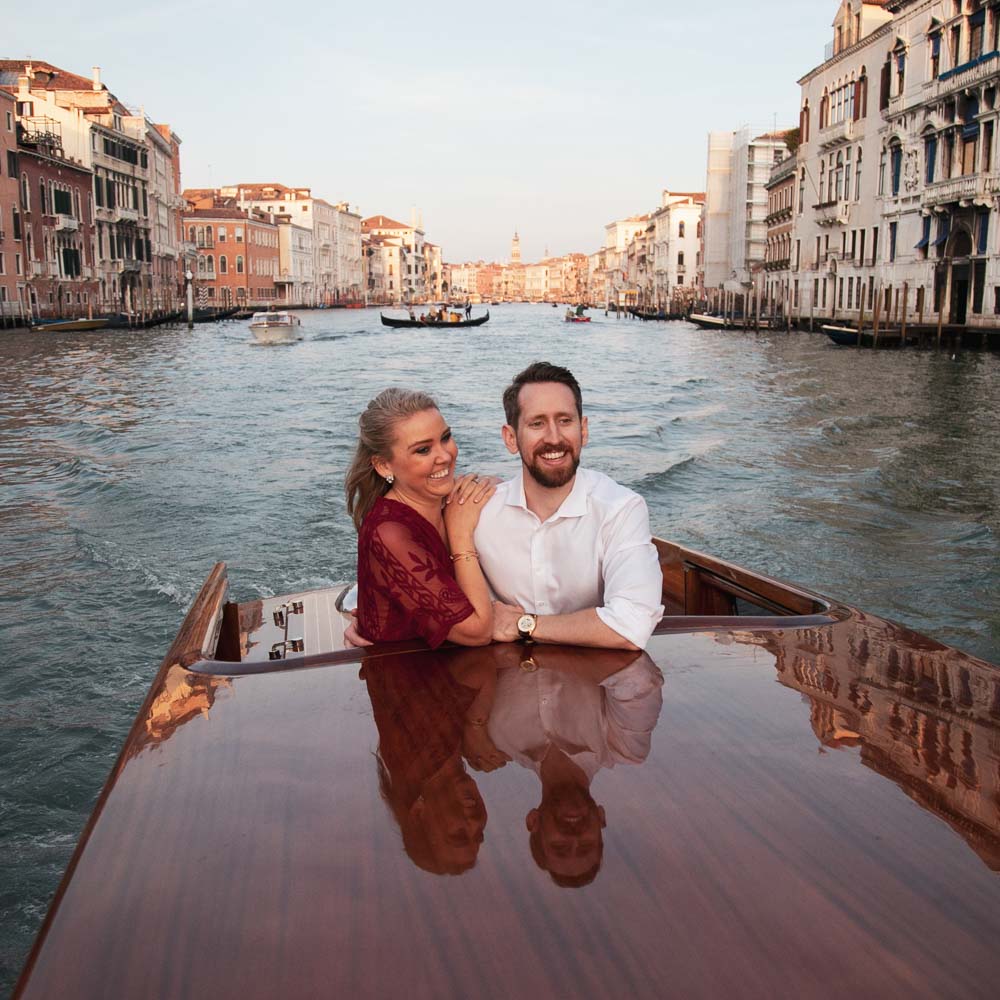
[
  {"xmin": 900, "ymin": 282, "xmax": 909, "ymax": 347},
  {"xmin": 872, "ymin": 282, "xmax": 883, "ymax": 348},
  {"xmin": 857, "ymin": 291, "xmax": 866, "ymax": 348}
]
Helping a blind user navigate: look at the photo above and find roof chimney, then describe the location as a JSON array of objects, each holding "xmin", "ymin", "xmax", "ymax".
[{"xmin": 92, "ymin": 66, "xmax": 101, "ymax": 91}]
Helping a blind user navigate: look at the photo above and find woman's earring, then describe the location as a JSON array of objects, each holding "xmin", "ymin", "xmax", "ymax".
[{"xmin": 385, "ymin": 473, "xmax": 394, "ymax": 484}]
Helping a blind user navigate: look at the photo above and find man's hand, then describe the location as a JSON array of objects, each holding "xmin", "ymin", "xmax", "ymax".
[
  {"xmin": 343, "ymin": 610, "xmax": 373, "ymax": 648},
  {"xmin": 492, "ymin": 601, "xmax": 525, "ymax": 643}
]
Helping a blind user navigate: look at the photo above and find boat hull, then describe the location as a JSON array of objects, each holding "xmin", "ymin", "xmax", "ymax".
[
  {"xmin": 30, "ymin": 318, "xmax": 109, "ymax": 333},
  {"xmin": 13, "ymin": 542, "xmax": 1000, "ymax": 999}
]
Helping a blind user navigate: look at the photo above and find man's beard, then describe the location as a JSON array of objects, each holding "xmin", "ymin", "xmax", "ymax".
[{"xmin": 524, "ymin": 447, "xmax": 580, "ymax": 488}]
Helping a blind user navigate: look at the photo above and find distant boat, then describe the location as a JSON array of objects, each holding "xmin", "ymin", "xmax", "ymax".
[
  {"xmin": 380, "ymin": 311, "xmax": 490, "ymax": 329},
  {"xmin": 687, "ymin": 313, "xmax": 727, "ymax": 330},
  {"xmin": 565, "ymin": 316, "xmax": 591, "ymax": 323},
  {"xmin": 249, "ymin": 311, "xmax": 302, "ymax": 345},
  {"xmin": 30, "ymin": 317, "xmax": 109, "ymax": 333}
]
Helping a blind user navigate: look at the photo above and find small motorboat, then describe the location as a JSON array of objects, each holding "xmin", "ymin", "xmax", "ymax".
[
  {"xmin": 249, "ymin": 311, "xmax": 302, "ymax": 344},
  {"xmin": 30, "ymin": 317, "xmax": 109, "ymax": 333},
  {"xmin": 565, "ymin": 315, "xmax": 591, "ymax": 323}
]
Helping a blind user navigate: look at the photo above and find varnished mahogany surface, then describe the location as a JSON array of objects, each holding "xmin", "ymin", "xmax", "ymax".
[{"xmin": 15, "ymin": 611, "xmax": 1000, "ymax": 999}]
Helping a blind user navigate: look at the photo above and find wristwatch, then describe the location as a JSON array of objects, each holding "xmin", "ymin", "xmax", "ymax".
[{"xmin": 516, "ymin": 613, "xmax": 537, "ymax": 643}]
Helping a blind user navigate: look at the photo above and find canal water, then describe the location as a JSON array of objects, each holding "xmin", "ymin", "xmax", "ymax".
[{"xmin": 1, "ymin": 304, "xmax": 998, "ymax": 989}]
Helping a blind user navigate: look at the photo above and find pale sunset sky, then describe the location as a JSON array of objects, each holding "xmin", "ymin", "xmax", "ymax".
[{"xmin": 6, "ymin": 0, "xmax": 836, "ymax": 262}]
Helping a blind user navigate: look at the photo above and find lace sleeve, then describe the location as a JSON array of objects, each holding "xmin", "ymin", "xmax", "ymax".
[{"xmin": 366, "ymin": 519, "xmax": 475, "ymax": 648}]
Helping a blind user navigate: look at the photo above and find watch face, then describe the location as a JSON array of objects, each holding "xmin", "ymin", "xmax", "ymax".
[{"xmin": 517, "ymin": 614, "xmax": 535, "ymax": 634}]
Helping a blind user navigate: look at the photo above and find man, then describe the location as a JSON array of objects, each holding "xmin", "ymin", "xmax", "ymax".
[
  {"xmin": 346, "ymin": 361, "xmax": 664, "ymax": 650},
  {"xmin": 478, "ymin": 361, "xmax": 663, "ymax": 650}
]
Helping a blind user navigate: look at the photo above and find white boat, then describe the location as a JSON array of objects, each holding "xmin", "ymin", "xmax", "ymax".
[{"xmin": 249, "ymin": 311, "xmax": 302, "ymax": 344}]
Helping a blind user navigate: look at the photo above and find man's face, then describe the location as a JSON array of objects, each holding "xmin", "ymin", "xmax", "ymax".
[
  {"xmin": 527, "ymin": 784, "xmax": 606, "ymax": 879},
  {"xmin": 503, "ymin": 382, "xmax": 588, "ymax": 489}
]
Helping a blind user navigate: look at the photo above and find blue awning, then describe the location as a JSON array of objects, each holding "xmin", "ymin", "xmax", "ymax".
[{"xmin": 932, "ymin": 218, "xmax": 951, "ymax": 247}]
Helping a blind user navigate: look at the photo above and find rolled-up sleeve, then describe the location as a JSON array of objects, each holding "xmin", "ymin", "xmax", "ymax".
[{"xmin": 594, "ymin": 496, "xmax": 664, "ymax": 649}]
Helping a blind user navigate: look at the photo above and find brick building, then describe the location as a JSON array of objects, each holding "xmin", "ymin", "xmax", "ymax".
[
  {"xmin": 183, "ymin": 193, "xmax": 280, "ymax": 308},
  {"xmin": 0, "ymin": 90, "xmax": 20, "ymax": 324}
]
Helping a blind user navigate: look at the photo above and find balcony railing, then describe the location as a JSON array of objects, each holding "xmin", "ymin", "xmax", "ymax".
[
  {"xmin": 937, "ymin": 49, "xmax": 1000, "ymax": 89},
  {"xmin": 923, "ymin": 173, "xmax": 988, "ymax": 207},
  {"xmin": 117, "ymin": 258, "xmax": 142, "ymax": 273},
  {"xmin": 817, "ymin": 118, "xmax": 854, "ymax": 150},
  {"xmin": 114, "ymin": 206, "xmax": 140, "ymax": 223},
  {"xmin": 54, "ymin": 214, "xmax": 79, "ymax": 232},
  {"xmin": 813, "ymin": 199, "xmax": 851, "ymax": 226}
]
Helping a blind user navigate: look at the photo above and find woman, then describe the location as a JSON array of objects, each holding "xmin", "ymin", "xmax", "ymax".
[{"xmin": 346, "ymin": 388, "xmax": 495, "ymax": 647}]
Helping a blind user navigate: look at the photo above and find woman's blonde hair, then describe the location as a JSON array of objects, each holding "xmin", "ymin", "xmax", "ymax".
[{"xmin": 346, "ymin": 387, "xmax": 439, "ymax": 531}]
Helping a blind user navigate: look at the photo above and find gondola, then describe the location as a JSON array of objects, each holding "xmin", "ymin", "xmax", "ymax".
[
  {"xmin": 823, "ymin": 324, "xmax": 860, "ymax": 346},
  {"xmin": 12, "ymin": 537, "xmax": 1000, "ymax": 998},
  {"xmin": 380, "ymin": 310, "xmax": 490, "ymax": 328}
]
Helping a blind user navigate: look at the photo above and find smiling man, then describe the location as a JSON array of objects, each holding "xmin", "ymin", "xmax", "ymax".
[{"xmin": 476, "ymin": 362, "xmax": 664, "ymax": 651}]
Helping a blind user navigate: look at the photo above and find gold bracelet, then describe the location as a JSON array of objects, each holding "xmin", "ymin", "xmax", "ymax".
[{"xmin": 451, "ymin": 550, "xmax": 478, "ymax": 562}]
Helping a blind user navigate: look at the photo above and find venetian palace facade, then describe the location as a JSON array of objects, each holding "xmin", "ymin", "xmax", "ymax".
[{"xmin": 763, "ymin": 0, "xmax": 1000, "ymax": 330}]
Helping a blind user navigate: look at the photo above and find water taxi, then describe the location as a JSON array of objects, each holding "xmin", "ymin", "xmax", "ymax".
[
  {"xmin": 248, "ymin": 311, "xmax": 302, "ymax": 345},
  {"xmin": 30, "ymin": 317, "xmax": 109, "ymax": 333},
  {"xmin": 11, "ymin": 538, "xmax": 1000, "ymax": 998}
]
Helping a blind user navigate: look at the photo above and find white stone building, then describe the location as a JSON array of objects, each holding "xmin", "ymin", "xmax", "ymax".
[
  {"xmin": 703, "ymin": 129, "xmax": 791, "ymax": 297},
  {"xmin": 649, "ymin": 191, "xmax": 704, "ymax": 309}
]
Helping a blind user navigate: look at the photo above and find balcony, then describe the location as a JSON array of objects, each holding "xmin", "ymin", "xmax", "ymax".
[
  {"xmin": 276, "ymin": 273, "xmax": 294, "ymax": 284},
  {"xmin": 817, "ymin": 118, "xmax": 854, "ymax": 150},
  {"xmin": 114, "ymin": 206, "xmax": 139, "ymax": 223},
  {"xmin": 937, "ymin": 50, "xmax": 1000, "ymax": 91},
  {"xmin": 117, "ymin": 258, "xmax": 142, "ymax": 273},
  {"xmin": 813, "ymin": 199, "xmax": 851, "ymax": 227},
  {"xmin": 923, "ymin": 173, "xmax": 990, "ymax": 207},
  {"xmin": 764, "ymin": 258, "xmax": 791, "ymax": 272},
  {"xmin": 54, "ymin": 214, "xmax": 79, "ymax": 232},
  {"xmin": 30, "ymin": 260, "xmax": 46, "ymax": 276}
]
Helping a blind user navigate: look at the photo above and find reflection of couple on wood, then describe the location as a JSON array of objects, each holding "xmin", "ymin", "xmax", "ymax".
[
  {"xmin": 363, "ymin": 646, "xmax": 663, "ymax": 885},
  {"xmin": 345, "ymin": 361, "xmax": 664, "ymax": 652}
]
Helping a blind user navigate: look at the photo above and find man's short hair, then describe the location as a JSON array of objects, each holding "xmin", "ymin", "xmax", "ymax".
[{"xmin": 502, "ymin": 362, "xmax": 583, "ymax": 428}]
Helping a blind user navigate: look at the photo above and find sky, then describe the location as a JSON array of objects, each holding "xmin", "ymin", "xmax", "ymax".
[{"xmin": 6, "ymin": 0, "xmax": 837, "ymax": 262}]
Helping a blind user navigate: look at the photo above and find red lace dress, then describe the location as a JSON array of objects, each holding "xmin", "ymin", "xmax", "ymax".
[{"xmin": 357, "ymin": 497, "xmax": 475, "ymax": 648}]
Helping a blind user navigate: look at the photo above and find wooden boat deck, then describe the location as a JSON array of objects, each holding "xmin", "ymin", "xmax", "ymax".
[{"xmin": 13, "ymin": 542, "xmax": 1000, "ymax": 999}]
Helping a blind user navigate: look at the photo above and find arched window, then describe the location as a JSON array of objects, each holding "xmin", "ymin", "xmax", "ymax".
[
  {"xmin": 197, "ymin": 255, "xmax": 206, "ymax": 276},
  {"xmin": 799, "ymin": 169, "xmax": 806, "ymax": 213},
  {"xmin": 890, "ymin": 141, "xmax": 903, "ymax": 195},
  {"xmin": 219, "ymin": 255, "xmax": 228, "ymax": 274},
  {"xmin": 855, "ymin": 147, "xmax": 863, "ymax": 200},
  {"xmin": 678, "ymin": 221, "xmax": 685, "ymax": 238},
  {"xmin": 189, "ymin": 225, "xmax": 196, "ymax": 242},
  {"xmin": 206, "ymin": 225, "xmax": 214, "ymax": 244},
  {"xmin": 819, "ymin": 160, "xmax": 826, "ymax": 202},
  {"xmin": 236, "ymin": 255, "xmax": 244, "ymax": 274},
  {"xmin": 20, "ymin": 173, "xmax": 30, "ymax": 211},
  {"xmin": 39, "ymin": 178, "xmax": 47, "ymax": 215},
  {"xmin": 844, "ymin": 147, "xmax": 852, "ymax": 200},
  {"xmin": 678, "ymin": 251, "xmax": 685, "ymax": 266},
  {"xmin": 835, "ymin": 150, "xmax": 844, "ymax": 200},
  {"xmin": 206, "ymin": 254, "xmax": 215, "ymax": 273},
  {"xmin": 801, "ymin": 100, "xmax": 811, "ymax": 143}
]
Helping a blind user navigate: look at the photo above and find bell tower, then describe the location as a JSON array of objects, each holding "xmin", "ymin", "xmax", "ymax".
[{"xmin": 510, "ymin": 231, "xmax": 521, "ymax": 265}]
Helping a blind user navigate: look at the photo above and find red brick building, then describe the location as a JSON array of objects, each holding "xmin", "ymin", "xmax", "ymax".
[
  {"xmin": 183, "ymin": 191, "xmax": 279, "ymax": 308},
  {"xmin": 15, "ymin": 130, "xmax": 99, "ymax": 321},
  {"xmin": 1, "ymin": 90, "xmax": 21, "ymax": 324}
]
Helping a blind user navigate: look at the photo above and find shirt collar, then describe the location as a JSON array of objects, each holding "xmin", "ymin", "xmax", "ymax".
[{"xmin": 506, "ymin": 467, "xmax": 589, "ymax": 520}]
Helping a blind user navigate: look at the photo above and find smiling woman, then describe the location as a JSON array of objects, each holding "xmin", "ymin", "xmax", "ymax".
[{"xmin": 346, "ymin": 387, "xmax": 497, "ymax": 647}]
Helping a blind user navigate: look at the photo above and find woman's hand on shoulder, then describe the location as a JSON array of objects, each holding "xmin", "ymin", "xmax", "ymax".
[
  {"xmin": 446, "ymin": 473, "xmax": 499, "ymax": 507},
  {"xmin": 444, "ymin": 473, "xmax": 497, "ymax": 542}
]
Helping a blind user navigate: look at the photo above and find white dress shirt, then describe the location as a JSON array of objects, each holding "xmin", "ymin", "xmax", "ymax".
[
  {"xmin": 474, "ymin": 467, "xmax": 665, "ymax": 649},
  {"xmin": 487, "ymin": 656, "xmax": 665, "ymax": 781}
]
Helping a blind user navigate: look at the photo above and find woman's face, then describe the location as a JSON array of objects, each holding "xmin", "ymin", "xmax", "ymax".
[
  {"xmin": 375, "ymin": 407, "xmax": 459, "ymax": 505},
  {"xmin": 417, "ymin": 768, "xmax": 487, "ymax": 871}
]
